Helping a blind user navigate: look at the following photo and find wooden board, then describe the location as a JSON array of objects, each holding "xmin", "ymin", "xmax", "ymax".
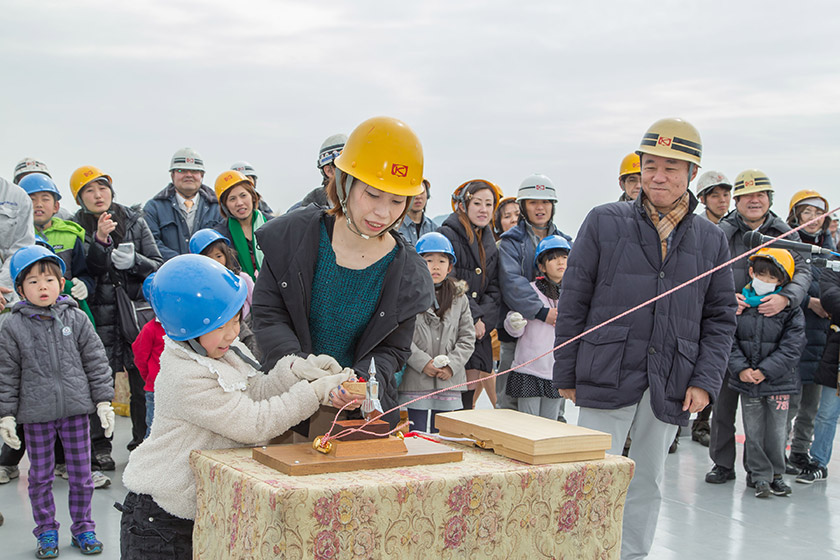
[
  {"xmin": 252, "ymin": 437, "xmax": 462, "ymax": 476},
  {"xmin": 435, "ymin": 409, "xmax": 611, "ymax": 465}
]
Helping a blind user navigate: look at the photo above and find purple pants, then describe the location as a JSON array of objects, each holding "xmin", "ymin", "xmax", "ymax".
[{"xmin": 23, "ymin": 414, "xmax": 95, "ymax": 536}]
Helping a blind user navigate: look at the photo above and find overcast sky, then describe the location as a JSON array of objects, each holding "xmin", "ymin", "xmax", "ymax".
[{"xmin": 2, "ymin": 0, "xmax": 839, "ymax": 235}]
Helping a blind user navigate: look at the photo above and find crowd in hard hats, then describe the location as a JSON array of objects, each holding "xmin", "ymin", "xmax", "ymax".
[{"xmin": 0, "ymin": 114, "xmax": 837, "ymax": 559}]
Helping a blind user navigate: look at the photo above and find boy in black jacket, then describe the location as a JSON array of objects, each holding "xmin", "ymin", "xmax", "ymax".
[{"xmin": 728, "ymin": 248, "xmax": 806, "ymax": 498}]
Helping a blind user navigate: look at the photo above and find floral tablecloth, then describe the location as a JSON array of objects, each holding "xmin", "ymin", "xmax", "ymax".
[{"xmin": 190, "ymin": 443, "xmax": 634, "ymax": 560}]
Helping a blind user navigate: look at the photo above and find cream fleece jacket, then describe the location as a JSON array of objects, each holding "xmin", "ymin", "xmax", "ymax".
[{"xmin": 122, "ymin": 337, "xmax": 319, "ymax": 520}]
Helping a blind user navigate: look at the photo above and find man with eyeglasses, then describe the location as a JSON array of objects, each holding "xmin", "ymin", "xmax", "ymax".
[{"xmin": 144, "ymin": 148, "xmax": 223, "ymax": 260}]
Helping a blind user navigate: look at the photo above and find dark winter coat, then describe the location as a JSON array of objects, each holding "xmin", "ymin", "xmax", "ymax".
[
  {"xmin": 252, "ymin": 205, "xmax": 434, "ymax": 427},
  {"xmin": 727, "ymin": 302, "xmax": 806, "ymax": 397},
  {"xmin": 718, "ymin": 210, "xmax": 811, "ymax": 308},
  {"xmin": 796, "ymin": 232, "xmax": 836, "ymax": 383},
  {"xmin": 438, "ymin": 213, "xmax": 501, "ymax": 372},
  {"xmin": 499, "ymin": 219, "xmax": 572, "ymax": 320},
  {"xmin": 0, "ymin": 297, "xmax": 113, "ymax": 423},
  {"xmin": 143, "ymin": 184, "xmax": 223, "ymax": 261},
  {"xmin": 815, "ymin": 267, "xmax": 840, "ymax": 389},
  {"xmin": 553, "ymin": 193, "xmax": 738, "ymax": 426},
  {"xmin": 75, "ymin": 204, "xmax": 163, "ymax": 373}
]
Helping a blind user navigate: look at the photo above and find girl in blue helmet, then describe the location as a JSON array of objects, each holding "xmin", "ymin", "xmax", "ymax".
[
  {"xmin": 118, "ymin": 254, "xmax": 354, "ymax": 560},
  {"xmin": 398, "ymin": 233, "xmax": 476, "ymax": 432},
  {"xmin": 503, "ymin": 235, "xmax": 570, "ymax": 420}
]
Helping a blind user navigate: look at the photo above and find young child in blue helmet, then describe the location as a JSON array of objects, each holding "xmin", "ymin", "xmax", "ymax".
[
  {"xmin": 0, "ymin": 245, "xmax": 114, "ymax": 558},
  {"xmin": 504, "ymin": 235, "xmax": 570, "ymax": 420},
  {"xmin": 118, "ymin": 254, "xmax": 354, "ymax": 560},
  {"xmin": 398, "ymin": 232, "xmax": 475, "ymax": 432}
]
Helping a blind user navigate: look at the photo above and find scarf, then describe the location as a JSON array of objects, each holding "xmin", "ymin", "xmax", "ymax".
[
  {"xmin": 642, "ymin": 191, "xmax": 690, "ymax": 260},
  {"xmin": 228, "ymin": 210, "xmax": 266, "ymax": 281},
  {"xmin": 741, "ymin": 285, "xmax": 782, "ymax": 308}
]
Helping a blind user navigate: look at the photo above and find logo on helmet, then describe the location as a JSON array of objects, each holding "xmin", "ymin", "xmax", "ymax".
[
  {"xmin": 224, "ymin": 173, "xmax": 234, "ymax": 182},
  {"xmin": 391, "ymin": 164, "xmax": 408, "ymax": 177},
  {"xmin": 186, "ymin": 157, "xmax": 195, "ymax": 164},
  {"xmin": 657, "ymin": 136, "xmax": 673, "ymax": 147},
  {"xmin": 535, "ymin": 184, "xmax": 546, "ymax": 190},
  {"xmin": 744, "ymin": 180, "xmax": 755, "ymax": 188}
]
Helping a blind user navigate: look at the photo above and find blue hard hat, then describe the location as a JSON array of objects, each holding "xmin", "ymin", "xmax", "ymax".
[
  {"xmin": 10, "ymin": 245, "xmax": 66, "ymax": 287},
  {"xmin": 34, "ymin": 234, "xmax": 53, "ymax": 251},
  {"xmin": 534, "ymin": 235, "xmax": 571, "ymax": 267},
  {"xmin": 415, "ymin": 232, "xmax": 456, "ymax": 264},
  {"xmin": 18, "ymin": 173, "xmax": 62, "ymax": 201},
  {"xmin": 141, "ymin": 272, "xmax": 156, "ymax": 303},
  {"xmin": 149, "ymin": 254, "xmax": 247, "ymax": 341},
  {"xmin": 189, "ymin": 228, "xmax": 231, "ymax": 255}
]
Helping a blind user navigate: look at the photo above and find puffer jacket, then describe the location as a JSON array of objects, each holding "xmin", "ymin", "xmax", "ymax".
[
  {"xmin": 400, "ymin": 285, "xmax": 475, "ymax": 393},
  {"xmin": 727, "ymin": 302, "xmax": 806, "ymax": 397},
  {"xmin": 76, "ymin": 204, "xmax": 163, "ymax": 372},
  {"xmin": 499, "ymin": 219, "xmax": 572, "ymax": 320},
  {"xmin": 553, "ymin": 193, "xmax": 737, "ymax": 426},
  {"xmin": 39, "ymin": 217, "xmax": 94, "ymax": 293},
  {"xmin": 718, "ymin": 209, "xmax": 811, "ymax": 307},
  {"xmin": 0, "ymin": 297, "xmax": 113, "ymax": 423},
  {"xmin": 143, "ymin": 184, "xmax": 222, "ymax": 261},
  {"xmin": 122, "ymin": 340, "xmax": 319, "ymax": 519},
  {"xmin": 815, "ymin": 267, "xmax": 840, "ymax": 389},
  {"xmin": 796, "ymin": 231, "xmax": 836, "ymax": 383},
  {"xmin": 252, "ymin": 205, "xmax": 434, "ymax": 428}
]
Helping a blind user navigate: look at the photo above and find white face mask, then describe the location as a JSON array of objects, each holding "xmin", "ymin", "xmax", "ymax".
[{"xmin": 751, "ymin": 277, "xmax": 778, "ymax": 296}]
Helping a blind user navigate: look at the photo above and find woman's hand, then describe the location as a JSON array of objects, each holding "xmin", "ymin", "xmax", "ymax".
[
  {"xmin": 474, "ymin": 319, "xmax": 486, "ymax": 340},
  {"xmin": 95, "ymin": 212, "xmax": 117, "ymax": 244},
  {"xmin": 808, "ymin": 297, "xmax": 830, "ymax": 319}
]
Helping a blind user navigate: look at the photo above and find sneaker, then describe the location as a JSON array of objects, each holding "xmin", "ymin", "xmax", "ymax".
[
  {"xmin": 789, "ymin": 452, "xmax": 812, "ymax": 470},
  {"xmin": 0, "ymin": 465, "xmax": 19, "ymax": 484},
  {"xmin": 705, "ymin": 465, "xmax": 736, "ymax": 484},
  {"xmin": 91, "ymin": 471, "xmax": 111, "ymax": 489},
  {"xmin": 796, "ymin": 464, "xmax": 828, "ymax": 484},
  {"xmin": 36, "ymin": 529, "xmax": 59, "ymax": 558},
  {"xmin": 54, "ymin": 463, "xmax": 68, "ymax": 480},
  {"xmin": 754, "ymin": 480, "xmax": 771, "ymax": 498},
  {"xmin": 71, "ymin": 531, "xmax": 102, "ymax": 555},
  {"xmin": 784, "ymin": 456, "xmax": 801, "ymax": 475},
  {"xmin": 770, "ymin": 477, "xmax": 792, "ymax": 496},
  {"xmin": 91, "ymin": 451, "xmax": 115, "ymax": 472},
  {"xmin": 691, "ymin": 429, "xmax": 710, "ymax": 447}
]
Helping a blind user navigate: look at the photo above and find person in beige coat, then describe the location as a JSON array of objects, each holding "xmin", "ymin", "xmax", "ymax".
[
  {"xmin": 118, "ymin": 254, "xmax": 352, "ymax": 560},
  {"xmin": 399, "ymin": 233, "xmax": 476, "ymax": 432}
]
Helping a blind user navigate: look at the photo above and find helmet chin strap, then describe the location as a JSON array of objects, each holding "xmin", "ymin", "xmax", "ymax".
[{"xmin": 336, "ymin": 169, "xmax": 408, "ymax": 241}]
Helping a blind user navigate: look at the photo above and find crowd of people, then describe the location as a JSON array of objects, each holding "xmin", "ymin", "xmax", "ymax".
[{"xmin": 0, "ymin": 115, "xmax": 837, "ymax": 559}]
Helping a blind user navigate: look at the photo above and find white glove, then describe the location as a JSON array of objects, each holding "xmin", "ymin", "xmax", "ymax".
[
  {"xmin": 70, "ymin": 279, "xmax": 89, "ymax": 300},
  {"xmin": 310, "ymin": 371, "xmax": 355, "ymax": 406},
  {"xmin": 433, "ymin": 355, "xmax": 450, "ymax": 368},
  {"xmin": 111, "ymin": 243, "xmax": 135, "ymax": 270},
  {"xmin": 96, "ymin": 402, "xmax": 116, "ymax": 438},
  {"xmin": 509, "ymin": 312, "xmax": 528, "ymax": 331},
  {"xmin": 0, "ymin": 416, "xmax": 21, "ymax": 450},
  {"xmin": 291, "ymin": 354, "xmax": 342, "ymax": 381}
]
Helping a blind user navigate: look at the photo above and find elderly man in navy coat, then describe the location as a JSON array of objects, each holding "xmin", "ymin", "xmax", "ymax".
[{"xmin": 553, "ymin": 118, "xmax": 737, "ymax": 559}]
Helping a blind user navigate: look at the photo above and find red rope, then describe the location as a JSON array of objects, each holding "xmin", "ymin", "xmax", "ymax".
[{"xmin": 319, "ymin": 208, "xmax": 837, "ymax": 445}]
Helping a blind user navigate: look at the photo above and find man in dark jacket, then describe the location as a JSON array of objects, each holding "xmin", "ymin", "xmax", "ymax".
[
  {"xmin": 143, "ymin": 148, "xmax": 222, "ymax": 260},
  {"xmin": 553, "ymin": 118, "xmax": 737, "ymax": 559},
  {"xmin": 705, "ymin": 170, "xmax": 812, "ymax": 484}
]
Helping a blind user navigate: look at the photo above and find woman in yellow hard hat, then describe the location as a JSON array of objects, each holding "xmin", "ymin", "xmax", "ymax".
[
  {"xmin": 493, "ymin": 196, "xmax": 519, "ymax": 241},
  {"xmin": 251, "ymin": 116, "xmax": 434, "ymax": 430},
  {"xmin": 70, "ymin": 165, "xmax": 163, "ymax": 454},
  {"xmin": 213, "ymin": 170, "xmax": 266, "ymax": 281},
  {"xmin": 785, "ymin": 189, "xmax": 834, "ymax": 472}
]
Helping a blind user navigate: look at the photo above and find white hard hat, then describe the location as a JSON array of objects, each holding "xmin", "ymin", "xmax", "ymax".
[
  {"xmin": 694, "ymin": 170, "xmax": 732, "ymax": 198},
  {"xmin": 318, "ymin": 134, "xmax": 347, "ymax": 168},
  {"xmin": 230, "ymin": 161, "xmax": 257, "ymax": 179},
  {"xmin": 516, "ymin": 173, "xmax": 558, "ymax": 203},
  {"xmin": 14, "ymin": 157, "xmax": 51, "ymax": 183},
  {"xmin": 169, "ymin": 147, "xmax": 205, "ymax": 172}
]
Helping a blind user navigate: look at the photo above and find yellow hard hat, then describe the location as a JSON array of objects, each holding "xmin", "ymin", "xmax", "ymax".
[
  {"xmin": 69, "ymin": 165, "xmax": 112, "ymax": 204},
  {"xmin": 749, "ymin": 248, "xmax": 794, "ymax": 283},
  {"xmin": 788, "ymin": 189, "xmax": 828, "ymax": 214},
  {"xmin": 733, "ymin": 169, "xmax": 773, "ymax": 198},
  {"xmin": 619, "ymin": 152, "xmax": 641, "ymax": 178},
  {"xmin": 637, "ymin": 118, "xmax": 702, "ymax": 166},
  {"xmin": 214, "ymin": 170, "xmax": 253, "ymax": 200},
  {"xmin": 334, "ymin": 116, "xmax": 424, "ymax": 198},
  {"xmin": 451, "ymin": 179, "xmax": 503, "ymax": 212}
]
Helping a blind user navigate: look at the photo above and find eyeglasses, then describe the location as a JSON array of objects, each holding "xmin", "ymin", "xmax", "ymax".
[{"xmin": 173, "ymin": 169, "xmax": 203, "ymax": 175}]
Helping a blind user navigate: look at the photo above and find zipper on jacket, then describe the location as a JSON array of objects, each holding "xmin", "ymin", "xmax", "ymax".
[{"xmin": 48, "ymin": 319, "xmax": 67, "ymax": 419}]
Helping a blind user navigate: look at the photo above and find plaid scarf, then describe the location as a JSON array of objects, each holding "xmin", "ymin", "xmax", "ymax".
[{"xmin": 642, "ymin": 191, "xmax": 690, "ymax": 260}]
